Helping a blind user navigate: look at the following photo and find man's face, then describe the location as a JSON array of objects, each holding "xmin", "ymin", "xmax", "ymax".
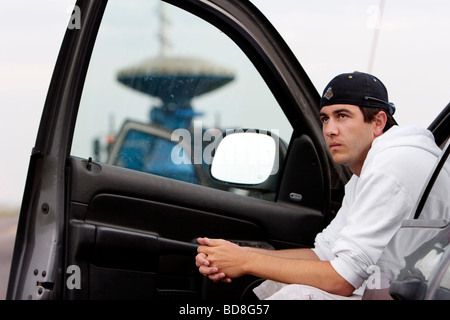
[{"xmin": 319, "ymin": 104, "xmax": 377, "ymax": 176}]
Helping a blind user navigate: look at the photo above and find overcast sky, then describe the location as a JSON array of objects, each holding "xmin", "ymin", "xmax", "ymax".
[
  {"xmin": 1, "ymin": 0, "xmax": 449, "ymax": 208},
  {"xmin": 0, "ymin": 1, "xmax": 75, "ymax": 208}
]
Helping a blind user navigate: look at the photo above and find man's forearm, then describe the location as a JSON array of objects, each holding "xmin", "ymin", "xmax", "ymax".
[
  {"xmin": 242, "ymin": 251, "xmax": 355, "ymax": 296},
  {"xmin": 244, "ymin": 247, "xmax": 319, "ymax": 261}
]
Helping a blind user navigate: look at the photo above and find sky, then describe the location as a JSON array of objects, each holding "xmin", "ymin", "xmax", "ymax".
[
  {"xmin": 0, "ymin": 1, "xmax": 75, "ymax": 208},
  {"xmin": 0, "ymin": 0, "xmax": 449, "ymax": 208}
]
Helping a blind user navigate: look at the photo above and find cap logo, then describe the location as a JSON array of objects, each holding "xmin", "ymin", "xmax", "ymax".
[{"xmin": 324, "ymin": 87, "xmax": 333, "ymax": 100}]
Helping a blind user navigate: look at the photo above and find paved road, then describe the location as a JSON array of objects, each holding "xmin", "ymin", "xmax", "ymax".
[{"xmin": 0, "ymin": 215, "xmax": 19, "ymax": 300}]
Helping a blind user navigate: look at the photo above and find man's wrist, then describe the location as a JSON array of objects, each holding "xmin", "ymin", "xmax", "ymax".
[{"xmin": 241, "ymin": 250, "xmax": 258, "ymax": 275}]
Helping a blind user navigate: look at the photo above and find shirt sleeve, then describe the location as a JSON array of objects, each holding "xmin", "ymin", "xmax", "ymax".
[{"xmin": 317, "ymin": 172, "xmax": 415, "ymax": 289}]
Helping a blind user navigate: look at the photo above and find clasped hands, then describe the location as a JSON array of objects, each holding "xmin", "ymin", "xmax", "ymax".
[{"xmin": 195, "ymin": 237, "xmax": 249, "ymax": 283}]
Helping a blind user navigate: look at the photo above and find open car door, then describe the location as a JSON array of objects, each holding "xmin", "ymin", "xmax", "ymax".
[{"xmin": 7, "ymin": 0, "xmax": 350, "ymax": 300}]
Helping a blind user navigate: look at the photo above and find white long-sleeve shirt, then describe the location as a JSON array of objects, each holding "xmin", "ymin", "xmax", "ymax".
[{"xmin": 312, "ymin": 125, "xmax": 443, "ymax": 289}]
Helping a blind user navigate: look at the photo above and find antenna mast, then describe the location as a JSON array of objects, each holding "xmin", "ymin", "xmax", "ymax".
[{"xmin": 159, "ymin": 2, "xmax": 170, "ymax": 56}]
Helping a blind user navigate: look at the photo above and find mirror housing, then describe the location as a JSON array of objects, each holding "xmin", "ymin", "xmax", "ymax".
[{"xmin": 211, "ymin": 130, "xmax": 285, "ymax": 187}]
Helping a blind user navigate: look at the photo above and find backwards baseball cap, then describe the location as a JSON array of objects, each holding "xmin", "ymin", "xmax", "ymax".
[{"xmin": 319, "ymin": 71, "xmax": 396, "ymax": 116}]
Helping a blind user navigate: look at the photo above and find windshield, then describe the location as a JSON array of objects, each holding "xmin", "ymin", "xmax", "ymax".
[{"xmin": 251, "ymin": 0, "xmax": 450, "ymax": 129}]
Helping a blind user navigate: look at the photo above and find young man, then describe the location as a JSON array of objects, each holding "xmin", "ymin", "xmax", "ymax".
[{"xmin": 195, "ymin": 72, "xmax": 445, "ymax": 300}]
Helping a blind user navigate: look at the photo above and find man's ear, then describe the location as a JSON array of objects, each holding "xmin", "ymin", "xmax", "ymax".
[{"xmin": 373, "ymin": 111, "xmax": 387, "ymax": 137}]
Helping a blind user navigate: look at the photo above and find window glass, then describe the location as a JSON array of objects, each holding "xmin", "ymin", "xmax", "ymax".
[{"xmin": 71, "ymin": 0, "xmax": 292, "ymax": 197}]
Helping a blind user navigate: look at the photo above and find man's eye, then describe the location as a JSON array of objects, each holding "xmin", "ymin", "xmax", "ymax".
[
  {"xmin": 338, "ymin": 114, "xmax": 348, "ymax": 119},
  {"xmin": 320, "ymin": 117, "xmax": 328, "ymax": 123}
]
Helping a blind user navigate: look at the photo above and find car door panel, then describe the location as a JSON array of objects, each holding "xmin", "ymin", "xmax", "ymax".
[
  {"xmin": 64, "ymin": 156, "xmax": 324, "ymax": 299},
  {"xmin": 67, "ymin": 157, "xmax": 324, "ymax": 245}
]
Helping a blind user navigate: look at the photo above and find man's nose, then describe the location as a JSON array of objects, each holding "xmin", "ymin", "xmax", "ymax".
[{"xmin": 323, "ymin": 119, "xmax": 338, "ymax": 137}]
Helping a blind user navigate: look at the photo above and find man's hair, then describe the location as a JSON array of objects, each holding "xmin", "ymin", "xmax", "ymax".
[{"xmin": 360, "ymin": 106, "xmax": 396, "ymax": 133}]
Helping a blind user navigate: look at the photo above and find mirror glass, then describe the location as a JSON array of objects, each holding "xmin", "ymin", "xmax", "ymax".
[{"xmin": 211, "ymin": 132, "xmax": 277, "ymax": 185}]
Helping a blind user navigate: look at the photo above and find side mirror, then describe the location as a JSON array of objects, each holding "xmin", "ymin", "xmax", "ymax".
[{"xmin": 211, "ymin": 131, "xmax": 280, "ymax": 185}]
